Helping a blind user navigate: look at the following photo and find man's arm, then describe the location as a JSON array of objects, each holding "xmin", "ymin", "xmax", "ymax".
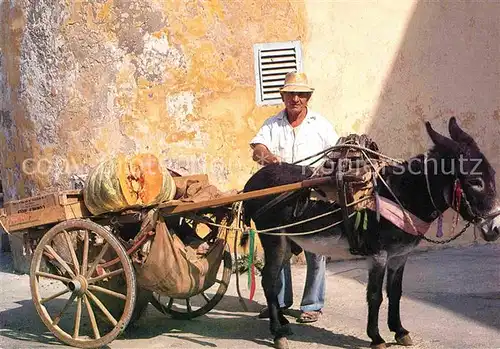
[{"xmin": 251, "ymin": 143, "xmax": 280, "ymax": 165}]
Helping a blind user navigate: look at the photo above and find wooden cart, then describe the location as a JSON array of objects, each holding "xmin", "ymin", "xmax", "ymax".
[{"xmin": 0, "ymin": 174, "xmax": 333, "ymax": 349}]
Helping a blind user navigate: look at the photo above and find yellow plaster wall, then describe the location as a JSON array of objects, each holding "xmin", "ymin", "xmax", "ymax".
[
  {"xmin": 302, "ymin": 0, "xmax": 500, "ymax": 245},
  {"xmin": 303, "ymin": 0, "xmax": 498, "ymax": 170},
  {"xmin": 0, "ymin": 0, "xmax": 308, "ymax": 200}
]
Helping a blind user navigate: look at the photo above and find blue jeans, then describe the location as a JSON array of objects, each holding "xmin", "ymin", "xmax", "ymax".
[{"xmin": 277, "ymin": 251, "xmax": 326, "ymax": 312}]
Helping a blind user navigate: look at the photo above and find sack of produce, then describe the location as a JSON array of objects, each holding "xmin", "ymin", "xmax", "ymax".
[{"xmin": 83, "ymin": 153, "xmax": 176, "ymax": 215}]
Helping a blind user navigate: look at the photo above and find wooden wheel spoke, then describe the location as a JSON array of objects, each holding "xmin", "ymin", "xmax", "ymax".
[
  {"xmin": 83, "ymin": 294, "xmax": 100, "ymax": 339},
  {"xmin": 52, "ymin": 293, "xmax": 77, "ymax": 326},
  {"xmin": 73, "ymin": 297, "xmax": 82, "ymax": 339},
  {"xmin": 86, "ymin": 291, "xmax": 118, "ymax": 326},
  {"xmin": 201, "ymin": 292, "xmax": 210, "ymax": 303},
  {"xmin": 41, "ymin": 288, "xmax": 70, "ymax": 304},
  {"xmin": 88, "ymin": 268, "xmax": 124, "ymax": 284},
  {"xmin": 81, "ymin": 231, "xmax": 89, "ymax": 276},
  {"xmin": 88, "ymin": 285, "xmax": 127, "ymax": 300},
  {"xmin": 44, "ymin": 245, "xmax": 76, "ymax": 278},
  {"xmin": 35, "ymin": 271, "xmax": 71, "ymax": 283},
  {"xmin": 30, "ymin": 220, "xmax": 138, "ymax": 348},
  {"xmin": 86, "ymin": 242, "xmax": 110, "ymax": 278},
  {"xmin": 63, "ymin": 230, "xmax": 80, "ymax": 275}
]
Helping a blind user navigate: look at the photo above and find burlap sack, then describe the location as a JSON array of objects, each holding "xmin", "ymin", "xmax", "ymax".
[{"xmin": 134, "ymin": 217, "xmax": 225, "ymax": 299}]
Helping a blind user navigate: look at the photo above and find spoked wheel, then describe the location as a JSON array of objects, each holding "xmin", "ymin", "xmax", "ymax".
[
  {"xmin": 29, "ymin": 219, "xmax": 136, "ymax": 348},
  {"xmin": 150, "ymin": 247, "xmax": 232, "ymax": 319},
  {"xmin": 150, "ymin": 212, "xmax": 234, "ymax": 319}
]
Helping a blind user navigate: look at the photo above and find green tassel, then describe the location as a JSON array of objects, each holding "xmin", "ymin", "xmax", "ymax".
[
  {"xmin": 247, "ymin": 229, "xmax": 256, "ymax": 287},
  {"xmin": 354, "ymin": 211, "xmax": 362, "ymax": 231},
  {"xmin": 363, "ymin": 211, "xmax": 369, "ymax": 231}
]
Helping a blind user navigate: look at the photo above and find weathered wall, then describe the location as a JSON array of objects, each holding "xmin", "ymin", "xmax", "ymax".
[
  {"xmin": 1, "ymin": 1, "xmax": 498, "ymax": 250},
  {"xmin": 0, "ymin": 0, "xmax": 307, "ymax": 200}
]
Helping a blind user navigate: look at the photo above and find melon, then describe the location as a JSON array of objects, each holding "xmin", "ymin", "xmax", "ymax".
[{"xmin": 83, "ymin": 153, "xmax": 176, "ymax": 215}]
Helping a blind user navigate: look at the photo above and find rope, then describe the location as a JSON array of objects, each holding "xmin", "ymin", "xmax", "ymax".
[
  {"xmin": 254, "ymin": 211, "xmax": 357, "ymax": 236},
  {"xmin": 186, "ymin": 196, "xmax": 372, "ymax": 236},
  {"xmin": 291, "ymin": 143, "xmax": 406, "ymax": 167},
  {"xmin": 359, "ymin": 148, "xmax": 422, "ymax": 236}
]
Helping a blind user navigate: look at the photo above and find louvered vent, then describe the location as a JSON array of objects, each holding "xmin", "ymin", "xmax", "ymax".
[{"xmin": 253, "ymin": 41, "xmax": 303, "ymax": 105}]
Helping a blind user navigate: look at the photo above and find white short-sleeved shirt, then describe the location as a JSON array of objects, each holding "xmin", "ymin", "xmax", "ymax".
[{"xmin": 250, "ymin": 109, "xmax": 339, "ymax": 167}]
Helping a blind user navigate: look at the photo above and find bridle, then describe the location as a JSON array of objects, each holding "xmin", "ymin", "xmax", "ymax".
[{"xmin": 423, "ymin": 152, "xmax": 500, "ymax": 226}]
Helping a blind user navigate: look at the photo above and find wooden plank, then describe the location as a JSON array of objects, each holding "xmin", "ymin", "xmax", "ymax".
[
  {"xmin": 2, "ymin": 191, "xmax": 90, "ymax": 232},
  {"xmin": 159, "ymin": 176, "xmax": 334, "ymax": 215}
]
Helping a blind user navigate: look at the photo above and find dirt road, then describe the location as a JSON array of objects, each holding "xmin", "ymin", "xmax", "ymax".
[{"xmin": 0, "ymin": 243, "xmax": 499, "ymax": 349}]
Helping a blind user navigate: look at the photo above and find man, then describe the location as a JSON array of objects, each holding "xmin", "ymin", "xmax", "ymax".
[{"xmin": 249, "ymin": 71, "xmax": 339, "ymax": 323}]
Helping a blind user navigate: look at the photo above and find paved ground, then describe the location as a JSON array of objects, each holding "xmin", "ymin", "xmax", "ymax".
[{"xmin": 0, "ymin": 243, "xmax": 498, "ymax": 349}]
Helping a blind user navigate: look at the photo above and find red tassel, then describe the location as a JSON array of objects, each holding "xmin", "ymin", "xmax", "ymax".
[
  {"xmin": 436, "ymin": 214, "xmax": 443, "ymax": 237},
  {"xmin": 249, "ymin": 264, "xmax": 256, "ymax": 301}
]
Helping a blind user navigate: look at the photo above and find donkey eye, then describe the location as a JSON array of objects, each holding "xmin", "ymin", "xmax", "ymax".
[{"xmin": 468, "ymin": 178, "xmax": 485, "ymax": 191}]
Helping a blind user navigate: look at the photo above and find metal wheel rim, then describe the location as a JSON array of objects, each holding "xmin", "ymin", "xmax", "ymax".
[{"xmin": 29, "ymin": 219, "xmax": 137, "ymax": 348}]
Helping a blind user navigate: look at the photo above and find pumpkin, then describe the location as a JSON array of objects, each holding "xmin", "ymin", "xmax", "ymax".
[{"xmin": 83, "ymin": 153, "xmax": 176, "ymax": 215}]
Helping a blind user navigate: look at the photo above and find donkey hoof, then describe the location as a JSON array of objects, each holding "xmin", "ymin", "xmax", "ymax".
[
  {"xmin": 396, "ymin": 333, "xmax": 413, "ymax": 346},
  {"xmin": 370, "ymin": 343, "xmax": 387, "ymax": 349},
  {"xmin": 274, "ymin": 337, "xmax": 289, "ymax": 349}
]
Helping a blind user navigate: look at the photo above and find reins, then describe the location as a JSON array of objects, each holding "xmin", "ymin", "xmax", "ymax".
[{"xmin": 186, "ymin": 144, "xmax": 488, "ymax": 244}]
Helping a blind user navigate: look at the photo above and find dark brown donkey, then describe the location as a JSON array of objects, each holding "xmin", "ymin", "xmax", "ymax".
[{"xmin": 241, "ymin": 117, "xmax": 500, "ymax": 349}]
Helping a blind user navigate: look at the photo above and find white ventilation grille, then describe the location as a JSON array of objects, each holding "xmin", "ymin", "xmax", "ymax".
[{"xmin": 253, "ymin": 41, "xmax": 303, "ymax": 106}]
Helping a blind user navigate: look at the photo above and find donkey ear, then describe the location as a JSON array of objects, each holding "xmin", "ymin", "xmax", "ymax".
[
  {"xmin": 425, "ymin": 120, "xmax": 460, "ymax": 153},
  {"xmin": 448, "ymin": 117, "xmax": 478, "ymax": 148}
]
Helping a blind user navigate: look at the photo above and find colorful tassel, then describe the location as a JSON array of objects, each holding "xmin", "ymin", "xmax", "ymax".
[
  {"xmin": 247, "ymin": 229, "xmax": 256, "ymax": 301},
  {"xmin": 354, "ymin": 211, "xmax": 362, "ymax": 230},
  {"xmin": 363, "ymin": 211, "xmax": 369, "ymax": 231},
  {"xmin": 249, "ymin": 264, "xmax": 256, "ymax": 301},
  {"xmin": 451, "ymin": 179, "xmax": 463, "ymax": 234},
  {"xmin": 436, "ymin": 214, "xmax": 443, "ymax": 238}
]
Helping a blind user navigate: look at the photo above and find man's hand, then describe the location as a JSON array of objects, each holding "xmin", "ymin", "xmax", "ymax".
[{"xmin": 252, "ymin": 144, "xmax": 280, "ymax": 166}]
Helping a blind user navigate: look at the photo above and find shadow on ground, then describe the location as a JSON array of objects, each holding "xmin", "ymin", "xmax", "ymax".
[
  {"xmin": 0, "ymin": 294, "xmax": 371, "ymax": 349},
  {"xmin": 125, "ymin": 295, "xmax": 371, "ymax": 349}
]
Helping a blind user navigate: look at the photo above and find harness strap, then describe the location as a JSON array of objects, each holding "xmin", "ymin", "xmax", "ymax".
[
  {"xmin": 335, "ymin": 157, "xmax": 361, "ymax": 254},
  {"xmin": 253, "ymin": 190, "xmax": 301, "ymax": 221},
  {"xmin": 369, "ymin": 196, "xmax": 432, "ymax": 236}
]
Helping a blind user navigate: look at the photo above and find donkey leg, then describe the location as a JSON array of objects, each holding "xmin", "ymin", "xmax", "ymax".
[
  {"xmin": 366, "ymin": 254, "xmax": 388, "ymax": 348},
  {"xmin": 260, "ymin": 236, "xmax": 293, "ymax": 341},
  {"xmin": 387, "ymin": 255, "xmax": 413, "ymax": 346}
]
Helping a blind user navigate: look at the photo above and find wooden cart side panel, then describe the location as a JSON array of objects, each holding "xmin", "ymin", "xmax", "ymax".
[{"xmin": 1, "ymin": 191, "xmax": 91, "ymax": 232}]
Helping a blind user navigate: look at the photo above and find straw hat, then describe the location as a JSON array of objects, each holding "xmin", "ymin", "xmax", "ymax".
[{"xmin": 279, "ymin": 71, "xmax": 315, "ymax": 93}]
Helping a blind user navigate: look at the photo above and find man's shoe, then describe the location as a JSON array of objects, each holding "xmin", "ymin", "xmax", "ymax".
[
  {"xmin": 258, "ymin": 306, "xmax": 291, "ymax": 319},
  {"xmin": 296, "ymin": 310, "xmax": 322, "ymax": 323}
]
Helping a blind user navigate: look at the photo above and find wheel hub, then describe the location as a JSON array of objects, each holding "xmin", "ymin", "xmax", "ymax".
[{"xmin": 68, "ymin": 275, "xmax": 88, "ymax": 296}]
